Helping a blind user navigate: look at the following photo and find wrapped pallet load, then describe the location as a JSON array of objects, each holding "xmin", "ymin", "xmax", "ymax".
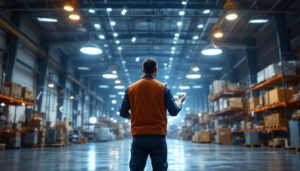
[{"xmin": 228, "ymin": 97, "xmax": 243, "ymax": 108}]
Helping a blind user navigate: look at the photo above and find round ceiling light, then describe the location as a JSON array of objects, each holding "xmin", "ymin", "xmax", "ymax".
[
  {"xmin": 201, "ymin": 48, "xmax": 222, "ymax": 56},
  {"xmin": 64, "ymin": 5, "xmax": 74, "ymax": 12},
  {"xmin": 213, "ymin": 31, "xmax": 224, "ymax": 38},
  {"xmin": 192, "ymin": 67, "xmax": 199, "ymax": 72},
  {"xmin": 225, "ymin": 12, "xmax": 238, "ymax": 21},
  {"xmin": 80, "ymin": 43, "xmax": 102, "ymax": 55},
  {"xmin": 69, "ymin": 14, "xmax": 80, "ymax": 20}
]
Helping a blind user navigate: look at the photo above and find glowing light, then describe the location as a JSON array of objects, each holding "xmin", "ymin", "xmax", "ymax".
[
  {"xmin": 131, "ymin": 36, "xmax": 136, "ymax": 43},
  {"xmin": 114, "ymin": 86, "xmax": 125, "ymax": 89},
  {"xmin": 203, "ymin": 9, "xmax": 210, "ymax": 14},
  {"xmin": 198, "ymin": 24, "xmax": 204, "ymax": 29},
  {"xmin": 213, "ymin": 31, "xmax": 224, "ymax": 38},
  {"xmin": 115, "ymin": 80, "xmax": 121, "ymax": 84},
  {"xmin": 88, "ymin": 9, "xmax": 96, "ymax": 14},
  {"xmin": 69, "ymin": 14, "xmax": 80, "ymax": 20},
  {"xmin": 177, "ymin": 21, "xmax": 183, "ymax": 27},
  {"xmin": 121, "ymin": 8, "xmax": 128, "ymax": 15},
  {"xmin": 107, "ymin": 8, "xmax": 112, "ymax": 12},
  {"xmin": 110, "ymin": 21, "xmax": 116, "ymax": 26},
  {"xmin": 99, "ymin": 34, "xmax": 105, "ymax": 39},
  {"xmin": 225, "ymin": 12, "xmax": 238, "ymax": 21},
  {"xmin": 80, "ymin": 44, "xmax": 102, "ymax": 55},
  {"xmin": 89, "ymin": 117, "xmax": 97, "ymax": 124},
  {"xmin": 48, "ymin": 83, "xmax": 55, "ymax": 88},
  {"xmin": 192, "ymin": 67, "xmax": 199, "ymax": 72},
  {"xmin": 70, "ymin": 95, "xmax": 74, "ymax": 100},
  {"xmin": 64, "ymin": 5, "xmax": 74, "ymax": 12},
  {"xmin": 201, "ymin": 48, "xmax": 222, "ymax": 56},
  {"xmin": 186, "ymin": 74, "xmax": 201, "ymax": 79},
  {"xmin": 249, "ymin": 19, "xmax": 269, "ymax": 24},
  {"xmin": 102, "ymin": 74, "xmax": 118, "ymax": 79},
  {"xmin": 37, "ymin": 18, "xmax": 58, "ymax": 22},
  {"xmin": 179, "ymin": 11, "xmax": 185, "ymax": 16},
  {"xmin": 112, "ymin": 100, "xmax": 117, "ymax": 104},
  {"xmin": 193, "ymin": 35, "xmax": 199, "ymax": 40}
]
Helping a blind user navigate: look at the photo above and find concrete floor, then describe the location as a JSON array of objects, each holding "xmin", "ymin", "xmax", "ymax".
[{"xmin": 0, "ymin": 139, "xmax": 300, "ymax": 171}]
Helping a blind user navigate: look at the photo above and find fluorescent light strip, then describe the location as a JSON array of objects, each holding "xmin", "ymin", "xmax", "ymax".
[{"xmin": 37, "ymin": 18, "xmax": 58, "ymax": 22}]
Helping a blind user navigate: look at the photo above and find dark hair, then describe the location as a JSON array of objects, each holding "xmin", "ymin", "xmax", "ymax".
[{"xmin": 143, "ymin": 58, "xmax": 157, "ymax": 74}]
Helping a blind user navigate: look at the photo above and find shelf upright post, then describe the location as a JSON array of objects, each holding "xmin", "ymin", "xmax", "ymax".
[{"xmin": 274, "ymin": 14, "xmax": 293, "ymax": 139}]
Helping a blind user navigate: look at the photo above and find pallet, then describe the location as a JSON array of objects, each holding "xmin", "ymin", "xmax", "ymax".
[
  {"xmin": 285, "ymin": 147, "xmax": 300, "ymax": 152},
  {"xmin": 0, "ymin": 144, "xmax": 6, "ymax": 150},
  {"xmin": 269, "ymin": 145, "xmax": 285, "ymax": 148},
  {"xmin": 24, "ymin": 144, "xmax": 39, "ymax": 148},
  {"xmin": 243, "ymin": 144, "xmax": 264, "ymax": 147},
  {"xmin": 45, "ymin": 144, "xmax": 65, "ymax": 148}
]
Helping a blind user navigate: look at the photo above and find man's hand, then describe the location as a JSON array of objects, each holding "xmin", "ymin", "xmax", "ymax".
[{"xmin": 176, "ymin": 95, "xmax": 186, "ymax": 106}]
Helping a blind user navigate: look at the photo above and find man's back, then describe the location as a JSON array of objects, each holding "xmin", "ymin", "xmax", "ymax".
[{"xmin": 128, "ymin": 76, "xmax": 167, "ymax": 135}]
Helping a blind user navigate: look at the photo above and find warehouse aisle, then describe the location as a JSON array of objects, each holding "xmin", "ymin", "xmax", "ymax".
[{"xmin": 0, "ymin": 139, "xmax": 300, "ymax": 171}]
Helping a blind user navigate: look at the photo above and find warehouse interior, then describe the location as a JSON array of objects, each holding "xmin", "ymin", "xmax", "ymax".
[{"xmin": 0, "ymin": 0, "xmax": 300, "ymax": 170}]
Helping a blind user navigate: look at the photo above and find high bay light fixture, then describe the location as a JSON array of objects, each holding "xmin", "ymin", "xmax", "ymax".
[{"xmin": 80, "ymin": 43, "xmax": 102, "ymax": 55}]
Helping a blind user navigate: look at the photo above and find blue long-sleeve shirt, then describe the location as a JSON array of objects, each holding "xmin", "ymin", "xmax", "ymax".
[{"xmin": 119, "ymin": 75, "xmax": 182, "ymax": 118}]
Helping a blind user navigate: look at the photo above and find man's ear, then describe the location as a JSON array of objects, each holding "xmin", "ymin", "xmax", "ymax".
[{"xmin": 142, "ymin": 68, "xmax": 145, "ymax": 73}]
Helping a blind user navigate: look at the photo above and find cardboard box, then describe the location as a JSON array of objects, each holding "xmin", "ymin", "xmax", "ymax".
[
  {"xmin": 78, "ymin": 137, "xmax": 89, "ymax": 143},
  {"xmin": 22, "ymin": 87, "xmax": 35, "ymax": 101},
  {"xmin": 264, "ymin": 91, "xmax": 270, "ymax": 106},
  {"xmin": 4, "ymin": 82, "xmax": 22, "ymax": 97},
  {"xmin": 246, "ymin": 121, "xmax": 253, "ymax": 129},
  {"xmin": 228, "ymin": 97, "xmax": 243, "ymax": 108},
  {"xmin": 199, "ymin": 132, "xmax": 211, "ymax": 143},
  {"xmin": 272, "ymin": 113, "xmax": 286, "ymax": 127},
  {"xmin": 249, "ymin": 97, "xmax": 260, "ymax": 111},
  {"xmin": 227, "ymin": 83, "xmax": 245, "ymax": 91},
  {"xmin": 217, "ymin": 128, "xmax": 232, "ymax": 145},
  {"xmin": 28, "ymin": 120, "xmax": 44, "ymax": 131},
  {"xmin": 269, "ymin": 88, "xmax": 293, "ymax": 104},
  {"xmin": 212, "ymin": 80, "xmax": 226, "ymax": 95}
]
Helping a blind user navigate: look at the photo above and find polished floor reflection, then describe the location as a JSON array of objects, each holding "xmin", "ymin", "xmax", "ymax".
[{"xmin": 0, "ymin": 139, "xmax": 300, "ymax": 170}]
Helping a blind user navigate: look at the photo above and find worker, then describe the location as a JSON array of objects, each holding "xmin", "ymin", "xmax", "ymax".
[{"xmin": 119, "ymin": 58, "xmax": 186, "ymax": 171}]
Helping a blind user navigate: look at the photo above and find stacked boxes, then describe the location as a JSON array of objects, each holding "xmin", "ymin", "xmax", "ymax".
[
  {"xmin": 28, "ymin": 118, "xmax": 47, "ymax": 147},
  {"xmin": 228, "ymin": 97, "xmax": 243, "ymax": 108},
  {"xmin": 268, "ymin": 88, "xmax": 293, "ymax": 104},
  {"xmin": 56, "ymin": 119, "xmax": 72, "ymax": 145},
  {"xmin": 249, "ymin": 97, "xmax": 259, "ymax": 111},
  {"xmin": 264, "ymin": 113, "xmax": 286, "ymax": 128},
  {"xmin": 200, "ymin": 132, "xmax": 211, "ymax": 143},
  {"xmin": 257, "ymin": 62, "xmax": 297, "ymax": 84},
  {"xmin": 22, "ymin": 87, "xmax": 35, "ymax": 101},
  {"xmin": 216, "ymin": 128, "xmax": 232, "ymax": 145},
  {"xmin": 212, "ymin": 80, "xmax": 226, "ymax": 95},
  {"xmin": 264, "ymin": 91, "xmax": 270, "ymax": 106},
  {"xmin": 4, "ymin": 82, "xmax": 22, "ymax": 98},
  {"xmin": 257, "ymin": 70, "xmax": 265, "ymax": 83}
]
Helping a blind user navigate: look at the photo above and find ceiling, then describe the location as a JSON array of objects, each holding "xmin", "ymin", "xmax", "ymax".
[{"xmin": 1, "ymin": 0, "xmax": 297, "ymax": 114}]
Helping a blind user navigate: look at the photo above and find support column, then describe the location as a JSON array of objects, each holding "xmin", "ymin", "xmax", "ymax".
[
  {"xmin": 246, "ymin": 39, "xmax": 259, "ymax": 97},
  {"xmin": 274, "ymin": 14, "xmax": 293, "ymax": 61},
  {"xmin": 274, "ymin": 14, "xmax": 293, "ymax": 138},
  {"xmin": 57, "ymin": 55, "xmax": 68, "ymax": 121},
  {"xmin": 4, "ymin": 12, "xmax": 21, "ymax": 82}
]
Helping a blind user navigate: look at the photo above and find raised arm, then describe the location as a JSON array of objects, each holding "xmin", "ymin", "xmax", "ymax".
[{"xmin": 164, "ymin": 85, "xmax": 186, "ymax": 116}]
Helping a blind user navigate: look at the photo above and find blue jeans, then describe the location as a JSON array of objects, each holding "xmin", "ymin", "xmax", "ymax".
[{"xmin": 130, "ymin": 135, "xmax": 168, "ymax": 171}]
